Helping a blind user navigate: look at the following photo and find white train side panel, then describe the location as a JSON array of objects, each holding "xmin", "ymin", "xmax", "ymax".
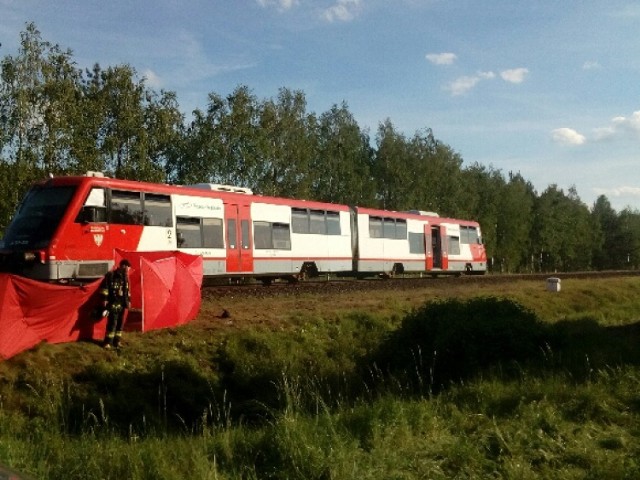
[
  {"xmin": 251, "ymin": 202, "xmax": 352, "ymax": 275},
  {"xmin": 172, "ymin": 194, "xmax": 227, "ymax": 276}
]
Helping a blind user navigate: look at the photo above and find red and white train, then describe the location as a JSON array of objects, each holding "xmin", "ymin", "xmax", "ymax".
[{"xmin": 0, "ymin": 172, "xmax": 487, "ymax": 282}]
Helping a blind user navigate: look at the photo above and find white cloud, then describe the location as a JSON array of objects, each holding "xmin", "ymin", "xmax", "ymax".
[
  {"xmin": 446, "ymin": 71, "xmax": 495, "ymax": 96},
  {"xmin": 609, "ymin": 4, "xmax": 640, "ymax": 18},
  {"xmin": 592, "ymin": 126, "xmax": 616, "ymax": 141},
  {"xmin": 256, "ymin": 0, "xmax": 298, "ymax": 11},
  {"xmin": 322, "ymin": 0, "xmax": 362, "ymax": 22},
  {"xmin": 611, "ymin": 111, "xmax": 640, "ymax": 134},
  {"xmin": 551, "ymin": 128, "xmax": 586, "ymax": 146},
  {"xmin": 167, "ymin": 31, "xmax": 257, "ymax": 88},
  {"xmin": 443, "ymin": 66, "xmax": 527, "ymax": 96},
  {"xmin": 426, "ymin": 52, "xmax": 457, "ymax": 65},
  {"xmin": 593, "ymin": 186, "xmax": 640, "ymax": 198},
  {"xmin": 557, "ymin": 110, "xmax": 640, "ymax": 146},
  {"xmin": 500, "ymin": 68, "xmax": 528, "ymax": 83},
  {"xmin": 142, "ymin": 69, "xmax": 163, "ymax": 89},
  {"xmin": 582, "ymin": 61, "xmax": 601, "ymax": 70},
  {"xmin": 592, "ymin": 110, "xmax": 640, "ymax": 141}
]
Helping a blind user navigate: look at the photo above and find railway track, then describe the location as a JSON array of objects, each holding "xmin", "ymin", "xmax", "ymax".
[{"xmin": 201, "ymin": 270, "xmax": 640, "ymax": 301}]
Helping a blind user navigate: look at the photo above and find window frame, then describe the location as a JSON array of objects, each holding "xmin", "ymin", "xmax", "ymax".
[
  {"xmin": 143, "ymin": 193, "xmax": 172, "ymax": 227},
  {"xmin": 253, "ymin": 221, "xmax": 291, "ymax": 250},
  {"xmin": 291, "ymin": 207, "xmax": 341, "ymax": 236},
  {"xmin": 176, "ymin": 215, "xmax": 225, "ymax": 249},
  {"xmin": 111, "ymin": 190, "xmax": 143, "ymax": 225}
]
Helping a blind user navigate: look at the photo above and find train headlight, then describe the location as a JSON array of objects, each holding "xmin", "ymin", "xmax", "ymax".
[{"xmin": 23, "ymin": 252, "xmax": 36, "ymax": 262}]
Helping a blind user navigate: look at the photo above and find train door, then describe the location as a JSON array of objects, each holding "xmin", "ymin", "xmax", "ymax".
[
  {"xmin": 224, "ymin": 202, "xmax": 253, "ymax": 273},
  {"xmin": 439, "ymin": 225, "xmax": 449, "ymax": 270},
  {"xmin": 427, "ymin": 225, "xmax": 448, "ymax": 270},
  {"xmin": 424, "ymin": 225, "xmax": 433, "ymax": 270}
]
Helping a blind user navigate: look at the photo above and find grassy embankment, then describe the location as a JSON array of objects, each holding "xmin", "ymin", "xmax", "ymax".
[{"xmin": 0, "ymin": 276, "xmax": 639, "ymax": 479}]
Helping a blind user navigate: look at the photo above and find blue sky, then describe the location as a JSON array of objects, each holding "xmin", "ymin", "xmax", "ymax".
[{"xmin": 2, "ymin": 0, "xmax": 639, "ymax": 211}]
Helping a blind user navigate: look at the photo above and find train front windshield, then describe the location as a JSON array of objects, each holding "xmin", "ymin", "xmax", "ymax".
[{"xmin": 2, "ymin": 186, "xmax": 76, "ymax": 250}]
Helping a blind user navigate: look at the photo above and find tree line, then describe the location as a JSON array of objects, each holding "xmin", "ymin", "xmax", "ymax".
[{"xmin": 1, "ymin": 23, "xmax": 639, "ymax": 272}]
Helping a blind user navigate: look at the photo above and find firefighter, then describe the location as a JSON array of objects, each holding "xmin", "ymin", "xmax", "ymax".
[{"xmin": 101, "ymin": 259, "xmax": 131, "ymax": 350}]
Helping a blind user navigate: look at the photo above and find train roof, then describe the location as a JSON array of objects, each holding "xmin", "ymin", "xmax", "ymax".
[
  {"xmin": 35, "ymin": 173, "xmax": 352, "ymax": 212},
  {"xmin": 33, "ymin": 174, "xmax": 481, "ymax": 225},
  {"xmin": 352, "ymin": 205, "xmax": 480, "ymax": 226}
]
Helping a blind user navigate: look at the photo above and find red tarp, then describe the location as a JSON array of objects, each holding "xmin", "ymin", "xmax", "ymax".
[
  {"xmin": 0, "ymin": 251, "xmax": 203, "ymax": 360},
  {"xmin": 114, "ymin": 250, "xmax": 203, "ymax": 331}
]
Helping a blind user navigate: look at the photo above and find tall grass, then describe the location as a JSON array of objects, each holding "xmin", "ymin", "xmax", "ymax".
[{"xmin": 7, "ymin": 369, "xmax": 638, "ymax": 479}]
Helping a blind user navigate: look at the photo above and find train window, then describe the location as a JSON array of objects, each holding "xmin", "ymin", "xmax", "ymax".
[
  {"xmin": 291, "ymin": 208, "xmax": 309, "ymax": 233},
  {"xmin": 241, "ymin": 220, "xmax": 250, "ymax": 249},
  {"xmin": 460, "ymin": 226, "xmax": 469, "ymax": 244},
  {"xmin": 309, "ymin": 210, "xmax": 326, "ymax": 234},
  {"xmin": 227, "ymin": 219, "xmax": 237, "ymax": 249},
  {"xmin": 176, "ymin": 217, "xmax": 202, "ymax": 248},
  {"xmin": 395, "ymin": 219, "xmax": 407, "ymax": 239},
  {"xmin": 292, "ymin": 208, "xmax": 341, "ymax": 235},
  {"xmin": 203, "ymin": 218, "xmax": 224, "ymax": 248},
  {"xmin": 409, "ymin": 232, "xmax": 425, "ymax": 254},
  {"xmin": 177, "ymin": 216, "xmax": 224, "ymax": 249},
  {"xmin": 272, "ymin": 223, "xmax": 291, "ymax": 250},
  {"xmin": 143, "ymin": 193, "xmax": 172, "ymax": 227},
  {"xmin": 449, "ymin": 236, "xmax": 461, "ymax": 255},
  {"xmin": 379, "ymin": 218, "xmax": 407, "ymax": 239},
  {"xmin": 326, "ymin": 211, "xmax": 341, "ymax": 235},
  {"xmin": 369, "ymin": 216, "xmax": 383, "ymax": 238},
  {"xmin": 253, "ymin": 221, "xmax": 272, "ymax": 249},
  {"xmin": 85, "ymin": 188, "xmax": 106, "ymax": 207},
  {"xmin": 460, "ymin": 226, "xmax": 480, "ymax": 244},
  {"xmin": 383, "ymin": 218, "xmax": 396, "ymax": 239},
  {"xmin": 76, "ymin": 188, "xmax": 107, "ymax": 223},
  {"xmin": 254, "ymin": 221, "xmax": 291, "ymax": 250},
  {"xmin": 111, "ymin": 190, "xmax": 143, "ymax": 225},
  {"xmin": 4, "ymin": 185, "xmax": 76, "ymax": 249},
  {"xmin": 76, "ymin": 205, "xmax": 107, "ymax": 223}
]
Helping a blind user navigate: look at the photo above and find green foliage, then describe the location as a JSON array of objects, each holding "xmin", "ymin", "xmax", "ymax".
[
  {"xmin": 0, "ymin": 24, "xmax": 181, "ymax": 186},
  {"xmin": 496, "ymin": 172, "xmax": 536, "ymax": 272},
  {"xmin": 312, "ymin": 102, "xmax": 376, "ymax": 206},
  {"xmin": 532, "ymin": 185, "xmax": 598, "ymax": 271}
]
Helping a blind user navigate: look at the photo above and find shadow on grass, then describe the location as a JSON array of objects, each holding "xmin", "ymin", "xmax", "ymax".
[
  {"xmin": 67, "ymin": 296, "xmax": 640, "ymax": 433},
  {"xmin": 366, "ymin": 296, "xmax": 640, "ymax": 395},
  {"xmin": 68, "ymin": 359, "xmax": 217, "ymax": 435}
]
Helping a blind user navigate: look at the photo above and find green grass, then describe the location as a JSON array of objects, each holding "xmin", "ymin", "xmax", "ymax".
[{"xmin": 0, "ymin": 277, "xmax": 639, "ymax": 479}]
